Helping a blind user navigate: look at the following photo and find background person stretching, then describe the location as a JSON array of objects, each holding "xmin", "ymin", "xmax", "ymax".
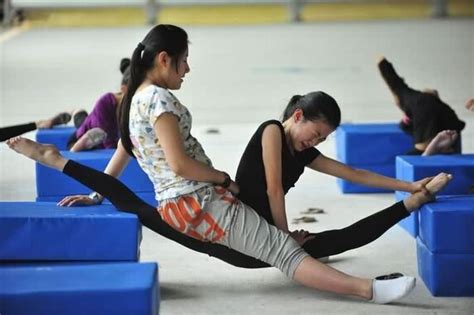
[
  {"xmin": 0, "ymin": 112, "xmax": 70, "ymax": 142},
  {"xmin": 377, "ymin": 56, "xmax": 465, "ymax": 155},
  {"xmin": 67, "ymin": 58, "xmax": 131, "ymax": 152}
]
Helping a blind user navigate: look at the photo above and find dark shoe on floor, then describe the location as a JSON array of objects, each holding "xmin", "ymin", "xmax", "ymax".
[{"xmin": 73, "ymin": 109, "xmax": 88, "ymax": 128}]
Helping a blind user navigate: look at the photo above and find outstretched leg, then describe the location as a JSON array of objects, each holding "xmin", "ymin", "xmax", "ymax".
[
  {"xmin": 7, "ymin": 137, "xmax": 421, "ymax": 304},
  {"xmin": 6, "ymin": 137, "xmax": 269, "ymax": 269},
  {"xmin": 1, "ymin": 123, "xmax": 37, "ymax": 142},
  {"xmin": 1, "ymin": 112, "xmax": 71, "ymax": 141},
  {"xmin": 303, "ymin": 173, "xmax": 452, "ymax": 258}
]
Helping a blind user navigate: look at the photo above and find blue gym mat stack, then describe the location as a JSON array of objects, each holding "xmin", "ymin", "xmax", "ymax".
[
  {"xmin": 395, "ymin": 154, "xmax": 474, "ymax": 236},
  {"xmin": 36, "ymin": 126, "xmax": 76, "ymax": 150},
  {"xmin": 416, "ymin": 195, "xmax": 474, "ymax": 296},
  {"xmin": 335, "ymin": 123, "xmax": 412, "ymax": 193},
  {"xmin": 0, "ymin": 201, "xmax": 160, "ymax": 314}
]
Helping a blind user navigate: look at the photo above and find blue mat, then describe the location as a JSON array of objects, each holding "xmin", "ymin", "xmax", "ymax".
[
  {"xmin": 36, "ymin": 149, "xmax": 154, "ymax": 201},
  {"xmin": 418, "ymin": 195, "xmax": 474, "ymax": 254},
  {"xmin": 0, "ymin": 262, "xmax": 159, "ymax": 315},
  {"xmin": 335, "ymin": 123, "xmax": 412, "ymax": 165},
  {"xmin": 335, "ymin": 123, "xmax": 412, "ymax": 194},
  {"xmin": 394, "ymin": 191, "xmax": 418, "ymax": 237},
  {"xmin": 36, "ymin": 126, "xmax": 75, "ymax": 150},
  {"xmin": 417, "ymin": 237, "xmax": 474, "ymax": 296},
  {"xmin": 396, "ymin": 154, "xmax": 474, "ymax": 195},
  {"xmin": 0, "ymin": 202, "xmax": 141, "ymax": 261}
]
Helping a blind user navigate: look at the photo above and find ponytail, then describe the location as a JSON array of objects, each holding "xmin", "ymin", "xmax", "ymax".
[
  {"xmin": 119, "ymin": 44, "xmax": 146, "ymax": 157},
  {"xmin": 282, "ymin": 94, "xmax": 302, "ymax": 121}
]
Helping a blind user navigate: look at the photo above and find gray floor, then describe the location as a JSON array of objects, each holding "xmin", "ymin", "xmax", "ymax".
[{"xmin": 1, "ymin": 19, "xmax": 473, "ymax": 314}]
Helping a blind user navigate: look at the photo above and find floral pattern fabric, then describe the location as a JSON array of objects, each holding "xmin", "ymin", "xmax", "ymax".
[{"xmin": 129, "ymin": 85, "xmax": 212, "ymax": 201}]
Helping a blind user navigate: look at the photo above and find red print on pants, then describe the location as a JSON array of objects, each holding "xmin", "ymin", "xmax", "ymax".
[{"xmin": 158, "ymin": 195, "xmax": 225, "ymax": 242}]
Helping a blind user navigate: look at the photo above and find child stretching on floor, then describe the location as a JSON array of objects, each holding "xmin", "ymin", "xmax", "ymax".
[{"xmin": 7, "ymin": 24, "xmax": 453, "ymax": 305}]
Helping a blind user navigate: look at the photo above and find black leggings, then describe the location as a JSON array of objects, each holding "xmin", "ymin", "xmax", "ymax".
[
  {"xmin": 0, "ymin": 122, "xmax": 36, "ymax": 142},
  {"xmin": 63, "ymin": 160, "xmax": 409, "ymax": 268}
]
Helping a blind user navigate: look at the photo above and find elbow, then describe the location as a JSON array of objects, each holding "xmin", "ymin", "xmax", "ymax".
[
  {"xmin": 166, "ymin": 151, "xmax": 191, "ymax": 177},
  {"xmin": 168, "ymin": 156, "xmax": 190, "ymax": 177},
  {"xmin": 266, "ymin": 186, "xmax": 284, "ymax": 199},
  {"xmin": 169, "ymin": 160, "xmax": 185, "ymax": 176}
]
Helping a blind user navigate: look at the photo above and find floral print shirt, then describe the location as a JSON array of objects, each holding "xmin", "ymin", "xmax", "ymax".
[{"xmin": 129, "ymin": 85, "xmax": 212, "ymax": 201}]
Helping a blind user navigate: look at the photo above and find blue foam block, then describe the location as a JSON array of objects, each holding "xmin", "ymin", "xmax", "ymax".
[
  {"xmin": 396, "ymin": 154, "xmax": 474, "ymax": 195},
  {"xmin": 417, "ymin": 237, "xmax": 474, "ymax": 296},
  {"xmin": 337, "ymin": 164, "xmax": 395, "ymax": 193},
  {"xmin": 36, "ymin": 149, "xmax": 154, "ymax": 200},
  {"xmin": 398, "ymin": 213, "xmax": 418, "ymax": 237},
  {"xmin": 35, "ymin": 126, "xmax": 75, "ymax": 150},
  {"xmin": 0, "ymin": 202, "xmax": 140, "ymax": 261},
  {"xmin": 418, "ymin": 195, "xmax": 474, "ymax": 254},
  {"xmin": 394, "ymin": 191, "xmax": 418, "ymax": 237},
  {"xmin": 335, "ymin": 123, "xmax": 412, "ymax": 165},
  {"xmin": 0, "ymin": 262, "xmax": 159, "ymax": 315}
]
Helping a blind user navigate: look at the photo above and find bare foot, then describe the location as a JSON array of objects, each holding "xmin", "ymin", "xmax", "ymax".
[
  {"xmin": 465, "ymin": 98, "xmax": 474, "ymax": 111},
  {"xmin": 404, "ymin": 172, "xmax": 453, "ymax": 212},
  {"xmin": 423, "ymin": 130, "xmax": 458, "ymax": 155},
  {"xmin": 376, "ymin": 55, "xmax": 386, "ymax": 64},
  {"xmin": 6, "ymin": 136, "xmax": 67, "ymax": 171}
]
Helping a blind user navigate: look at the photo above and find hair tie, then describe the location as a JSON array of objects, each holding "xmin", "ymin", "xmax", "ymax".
[{"xmin": 137, "ymin": 42, "xmax": 146, "ymax": 59}]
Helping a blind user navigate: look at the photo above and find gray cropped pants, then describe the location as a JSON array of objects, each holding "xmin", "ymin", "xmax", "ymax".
[{"xmin": 157, "ymin": 185, "xmax": 309, "ymax": 278}]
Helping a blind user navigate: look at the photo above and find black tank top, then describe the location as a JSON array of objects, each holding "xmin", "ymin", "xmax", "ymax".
[{"xmin": 235, "ymin": 120, "xmax": 321, "ymax": 224}]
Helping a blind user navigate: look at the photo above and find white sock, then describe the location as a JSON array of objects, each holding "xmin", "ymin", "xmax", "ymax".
[{"xmin": 370, "ymin": 276, "xmax": 416, "ymax": 304}]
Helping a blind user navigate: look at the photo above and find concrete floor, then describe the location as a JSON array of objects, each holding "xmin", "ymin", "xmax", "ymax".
[{"xmin": 1, "ymin": 19, "xmax": 473, "ymax": 314}]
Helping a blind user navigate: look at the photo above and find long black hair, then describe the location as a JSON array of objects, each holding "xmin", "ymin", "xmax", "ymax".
[
  {"xmin": 119, "ymin": 24, "xmax": 189, "ymax": 157},
  {"xmin": 282, "ymin": 91, "xmax": 341, "ymax": 129}
]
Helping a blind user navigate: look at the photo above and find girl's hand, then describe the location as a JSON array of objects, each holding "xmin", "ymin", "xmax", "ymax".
[
  {"xmin": 227, "ymin": 180, "xmax": 240, "ymax": 195},
  {"xmin": 410, "ymin": 177, "xmax": 434, "ymax": 193},
  {"xmin": 57, "ymin": 195, "xmax": 101, "ymax": 207},
  {"xmin": 290, "ymin": 229, "xmax": 315, "ymax": 246}
]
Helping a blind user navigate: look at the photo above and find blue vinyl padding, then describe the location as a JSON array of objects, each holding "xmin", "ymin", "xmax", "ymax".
[
  {"xmin": 418, "ymin": 195, "xmax": 474, "ymax": 254},
  {"xmin": 36, "ymin": 149, "xmax": 154, "ymax": 200},
  {"xmin": 35, "ymin": 126, "xmax": 75, "ymax": 150},
  {"xmin": 398, "ymin": 213, "xmax": 418, "ymax": 237},
  {"xmin": 417, "ymin": 237, "xmax": 474, "ymax": 296},
  {"xmin": 394, "ymin": 191, "xmax": 418, "ymax": 237},
  {"xmin": 0, "ymin": 262, "xmax": 159, "ymax": 315},
  {"xmin": 0, "ymin": 202, "xmax": 140, "ymax": 261},
  {"xmin": 335, "ymin": 123, "xmax": 412, "ymax": 165},
  {"xmin": 337, "ymin": 164, "xmax": 395, "ymax": 193},
  {"xmin": 396, "ymin": 154, "xmax": 474, "ymax": 195}
]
